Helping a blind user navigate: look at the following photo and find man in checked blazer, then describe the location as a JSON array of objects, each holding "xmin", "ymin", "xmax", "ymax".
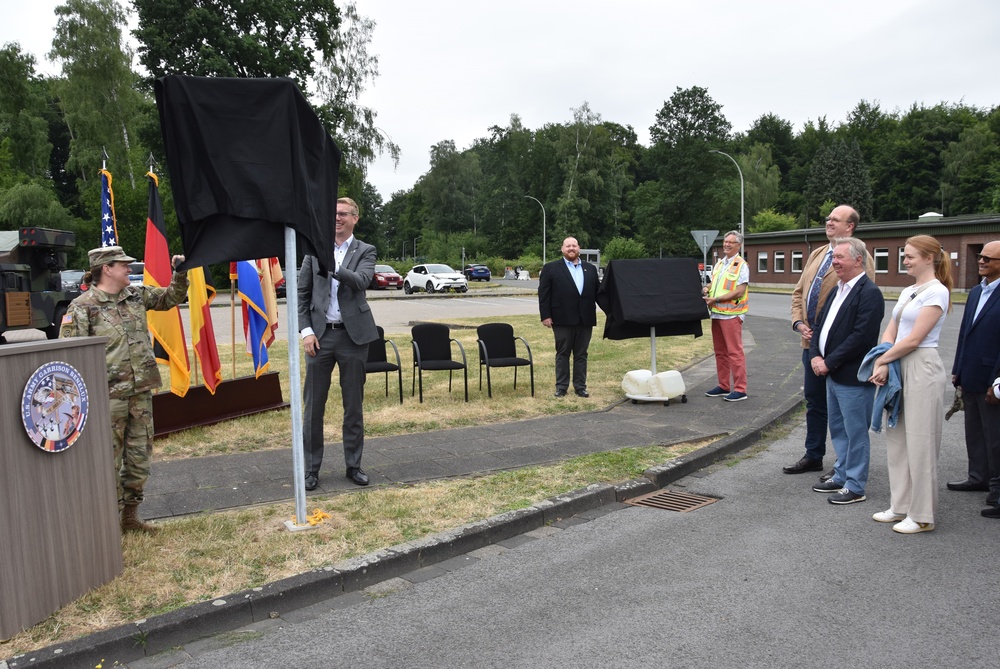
[
  {"xmin": 298, "ymin": 197, "xmax": 378, "ymax": 490},
  {"xmin": 538, "ymin": 237, "xmax": 600, "ymax": 398},
  {"xmin": 950, "ymin": 239, "xmax": 1000, "ymax": 515}
]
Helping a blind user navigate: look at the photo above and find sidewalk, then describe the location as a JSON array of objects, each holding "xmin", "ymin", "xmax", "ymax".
[{"xmin": 143, "ymin": 314, "xmax": 805, "ymax": 520}]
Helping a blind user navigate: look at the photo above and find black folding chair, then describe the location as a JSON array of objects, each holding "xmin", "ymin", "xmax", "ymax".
[
  {"xmin": 476, "ymin": 323, "xmax": 534, "ymax": 398},
  {"xmin": 365, "ymin": 326, "xmax": 403, "ymax": 404},
  {"xmin": 411, "ymin": 323, "xmax": 468, "ymax": 403}
]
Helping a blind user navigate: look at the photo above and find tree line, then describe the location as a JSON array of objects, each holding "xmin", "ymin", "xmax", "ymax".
[
  {"xmin": 1, "ymin": 2, "xmax": 997, "ymax": 278},
  {"xmin": 0, "ymin": 0, "xmax": 395, "ymax": 280},
  {"xmin": 379, "ymin": 89, "xmax": 999, "ymax": 271}
]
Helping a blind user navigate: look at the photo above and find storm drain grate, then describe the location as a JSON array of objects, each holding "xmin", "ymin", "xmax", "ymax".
[{"xmin": 625, "ymin": 489, "xmax": 719, "ymax": 513}]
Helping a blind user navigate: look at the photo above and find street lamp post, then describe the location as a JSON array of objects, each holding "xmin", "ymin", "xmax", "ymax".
[
  {"xmin": 709, "ymin": 149, "xmax": 744, "ymax": 254},
  {"xmin": 524, "ymin": 195, "xmax": 546, "ymax": 265}
]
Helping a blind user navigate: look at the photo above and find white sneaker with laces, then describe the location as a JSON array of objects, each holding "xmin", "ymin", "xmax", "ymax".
[
  {"xmin": 892, "ymin": 517, "xmax": 935, "ymax": 534},
  {"xmin": 872, "ymin": 509, "xmax": 906, "ymax": 523}
]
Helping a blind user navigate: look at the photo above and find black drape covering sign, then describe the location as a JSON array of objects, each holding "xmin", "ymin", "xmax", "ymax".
[
  {"xmin": 596, "ymin": 258, "xmax": 706, "ymax": 340},
  {"xmin": 154, "ymin": 76, "xmax": 341, "ymax": 273}
]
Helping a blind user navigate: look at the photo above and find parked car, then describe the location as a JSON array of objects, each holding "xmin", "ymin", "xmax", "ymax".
[
  {"xmin": 60, "ymin": 269, "xmax": 86, "ymax": 292},
  {"xmin": 370, "ymin": 264, "xmax": 403, "ymax": 290},
  {"xmin": 462, "ymin": 263, "xmax": 491, "ymax": 282},
  {"xmin": 701, "ymin": 264, "xmax": 713, "ymax": 284},
  {"xmin": 403, "ymin": 263, "xmax": 468, "ymax": 294},
  {"xmin": 128, "ymin": 261, "xmax": 145, "ymax": 286}
]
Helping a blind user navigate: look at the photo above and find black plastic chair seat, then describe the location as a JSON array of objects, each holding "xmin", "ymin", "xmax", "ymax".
[
  {"xmin": 484, "ymin": 356, "xmax": 530, "ymax": 368},
  {"xmin": 418, "ymin": 360, "xmax": 466, "ymax": 371}
]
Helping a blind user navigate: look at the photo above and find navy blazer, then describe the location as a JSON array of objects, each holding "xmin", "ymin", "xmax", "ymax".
[
  {"xmin": 809, "ymin": 274, "xmax": 885, "ymax": 386},
  {"xmin": 952, "ymin": 280, "xmax": 1000, "ymax": 393},
  {"xmin": 538, "ymin": 258, "xmax": 599, "ymax": 327}
]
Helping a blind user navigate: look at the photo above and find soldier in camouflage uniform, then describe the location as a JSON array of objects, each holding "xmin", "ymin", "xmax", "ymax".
[{"xmin": 59, "ymin": 246, "xmax": 188, "ymax": 534}]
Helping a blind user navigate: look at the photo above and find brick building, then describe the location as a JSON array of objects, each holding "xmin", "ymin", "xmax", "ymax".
[{"xmin": 713, "ymin": 213, "xmax": 1000, "ymax": 292}]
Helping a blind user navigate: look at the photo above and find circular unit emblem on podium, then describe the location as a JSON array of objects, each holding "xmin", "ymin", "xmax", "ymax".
[{"xmin": 21, "ymin": 360, "xmax": 89, "ymax": 453}]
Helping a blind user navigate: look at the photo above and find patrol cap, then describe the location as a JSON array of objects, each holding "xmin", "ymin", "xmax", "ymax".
[{"xmin": 88, "ymin": 245, "xmax": 136, "ymax": 267}]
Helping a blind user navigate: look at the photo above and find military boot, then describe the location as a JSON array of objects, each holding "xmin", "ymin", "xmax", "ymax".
[{"xmin": 121, "ymin": 504, "xmax": 158, "ymax": 534}]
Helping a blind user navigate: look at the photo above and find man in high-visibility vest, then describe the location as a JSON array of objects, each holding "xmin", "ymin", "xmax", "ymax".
[{"xmin": 703, "ymin": 230, "xmax": 750, "ymax": 402}]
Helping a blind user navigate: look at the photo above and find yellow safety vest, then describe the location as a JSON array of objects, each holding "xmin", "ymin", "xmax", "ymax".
[{"xmin": 708, "ymin": 256, "xmax": 749, "ymax": 316}]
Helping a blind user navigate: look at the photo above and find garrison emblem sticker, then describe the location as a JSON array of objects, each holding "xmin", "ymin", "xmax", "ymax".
[{"xmin": 21, "ymin": 361, "xmax": 89, "ymax": 452}]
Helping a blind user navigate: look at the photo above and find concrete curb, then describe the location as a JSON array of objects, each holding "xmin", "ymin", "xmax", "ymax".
[{"xmin": 4, "ymin": 400, "xmax": 803, "ymax": 669}]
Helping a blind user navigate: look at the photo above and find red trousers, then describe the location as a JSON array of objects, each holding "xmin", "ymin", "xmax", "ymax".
[{"xmin": 711, "ymin": 317, "xmax": 747, "ymax": 393}]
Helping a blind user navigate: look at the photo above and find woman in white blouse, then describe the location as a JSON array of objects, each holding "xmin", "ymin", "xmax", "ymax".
[{"xmin": 868, "ymin": 235, "xmax": 953, "ymax": 534}]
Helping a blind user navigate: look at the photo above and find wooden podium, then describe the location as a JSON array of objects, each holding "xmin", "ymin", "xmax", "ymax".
[{"xmin": 0, "ymin": 337, "xmax": 122, "ymax": 641}]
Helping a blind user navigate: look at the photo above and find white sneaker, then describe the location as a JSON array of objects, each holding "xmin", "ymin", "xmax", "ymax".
[
  {"xmin": 872, "ymin": 509, "xmax": 906, "ymax": 523},
  {"xmin": 892, "ymin": 517, "xmax": 935, "ymax": 534}
]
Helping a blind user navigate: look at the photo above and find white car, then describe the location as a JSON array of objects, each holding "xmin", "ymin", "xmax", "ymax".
[{"xmin": 404, "ymin": 263, "xmax": 468, "ymax": 294}]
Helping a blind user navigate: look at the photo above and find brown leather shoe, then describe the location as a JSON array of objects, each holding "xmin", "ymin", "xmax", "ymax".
[
  {"xmin": 121, "ymin": 504, "xmax": 159, "ymax": 534},
  {"xmin": 782, "ymin": 457, "xmax": 823, "ymax": 474}
]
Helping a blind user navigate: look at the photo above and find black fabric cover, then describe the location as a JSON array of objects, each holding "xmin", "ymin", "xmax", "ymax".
[
  {"xmin": 597, "ymin": 258, "xmax": 706, "ymax": 340},
  {"xmin": 154, "ymin": 75, "xmax": 340, "ymax": 273}
]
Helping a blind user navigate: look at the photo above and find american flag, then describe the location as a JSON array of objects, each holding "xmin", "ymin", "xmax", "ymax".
[{"xmin": 99, "ymin": 169, "xmax": 118, "ymax": 247}]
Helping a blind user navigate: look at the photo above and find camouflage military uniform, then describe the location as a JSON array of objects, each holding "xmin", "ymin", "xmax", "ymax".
[{"xmin": 60, "ymin": 271, "xmax": 188, "ymax": 508}]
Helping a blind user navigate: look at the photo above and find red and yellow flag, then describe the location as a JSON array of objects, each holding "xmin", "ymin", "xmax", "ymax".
[{"xmin": 144, "ymin": 171, "xmax": 190, "ymax": 396}]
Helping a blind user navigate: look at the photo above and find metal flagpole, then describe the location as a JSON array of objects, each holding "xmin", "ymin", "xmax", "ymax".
[{"xmin": 282, "ymin": 226, "xmax": 310, "ymax": 530}]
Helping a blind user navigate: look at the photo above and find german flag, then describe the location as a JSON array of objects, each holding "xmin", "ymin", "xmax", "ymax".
[{"xmin": 144, "ymin": 171, "xmax": 190, "ymax": 396}]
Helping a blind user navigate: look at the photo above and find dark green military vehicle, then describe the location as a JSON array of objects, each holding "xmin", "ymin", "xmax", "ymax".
[{"xmin": 0, "ymin": 227, "xmax": 81, "ymax": 342}]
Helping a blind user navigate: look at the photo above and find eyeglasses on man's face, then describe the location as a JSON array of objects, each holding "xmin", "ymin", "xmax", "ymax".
[
  {"xmin": 977, "ymin": 254, "xmax": 999, "ymax": 263},
  {"xmin": 335, "ymin": 211, "xmax": 357, "ymax": 218}
]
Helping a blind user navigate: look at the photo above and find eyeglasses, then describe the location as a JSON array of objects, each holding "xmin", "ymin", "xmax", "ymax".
[
  {"xmin": 335, "ymin": 211, "xmax": 357, "ymax": 218},
  {"xmin": 825, "ymin": 216, "xmax": 846, "ymax": 223},
  {"xmin": 977, "ymin": 254, "xmax": 999, "ymax": 263}
]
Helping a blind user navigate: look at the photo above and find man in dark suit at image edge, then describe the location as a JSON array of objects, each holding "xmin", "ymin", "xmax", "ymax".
[
  {"xmin": 950, "ymin": 239, "xmax": 1000, "ymax": 518},
  {"xmin": 538, "ymin": 236, "xmax": 600, "ymax": 398},
  {"xmin": 298, "ymin": 197, "xmax": 378, "ymax": 490}
]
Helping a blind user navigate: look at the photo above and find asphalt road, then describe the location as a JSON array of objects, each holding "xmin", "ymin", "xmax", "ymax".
[
  {"xmin": 176, "ymin": 390, "xmax": 994, "ymax": 669},
  {"xmin": 3, "ymin": 291, "xmax": 962, "ymax": 364}
]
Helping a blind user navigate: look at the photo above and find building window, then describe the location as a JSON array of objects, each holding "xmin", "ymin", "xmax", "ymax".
[
  {"xmin": 774, "ymin": 251, "xmax": 785, "ymax": 272},
  {"xmin": 757, "ymin": 251, "xmax": 768, "ymax": 272},
  {"xmin": 874, "ymin": 248, "xmax": 889, "ymax": 273},
  {"xmin": 792, "ymin": 250, "xmax": 803, "ymax": 273},
  {"xmin": 898, "ymin": 247, "xmax": 906, "ymax": 272}
]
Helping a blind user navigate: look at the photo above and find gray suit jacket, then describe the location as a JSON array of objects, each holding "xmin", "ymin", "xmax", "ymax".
[{"xmin": 297, "ymin": 238, "xmax": 378, "ymax": 346}]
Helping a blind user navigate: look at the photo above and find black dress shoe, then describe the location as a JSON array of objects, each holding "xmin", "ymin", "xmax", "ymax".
[
  {"xmin": 819, "ymin": 469, "xmax": 835, "ymax": 482},
  {"xmin": 575, "ymin": 389, "xmax": 590, "ymax": 398},
  {"xmin": 946, "ymin": 479, "xmax": 989, "ymax": 492},
  {"xmin": 554, "ymin": 389, "xmax": 567, "ymax": 397},
  {"xmin": 347, "ymin": 467, "xmax": 370, "ymax": 486},
  {"xmin": 783, "ymin": 457, "xmax": 823, "ymax": 474},
  {"xmin": 981, "ymin": 506, "xmax": 1000, "ymax": 518},
  {"xmin": 304, "ymin": 472, "xmax": 319, "ymax": 491}
]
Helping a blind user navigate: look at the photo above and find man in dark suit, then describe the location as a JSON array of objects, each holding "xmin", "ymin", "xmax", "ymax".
[
  {"xmin": 950, "ymin": 240, "xmax": 1000, "ymax": 511},
  {"xmin": 808, "ymin": 237, "xmax": 885, "ymax": 505},
  {"xmin": 538, "ymin": 236, "xmax": 599, "ymax": 397},
  {"xmin": 298, "ymin": 197, "xmax": 378, "ymax": 490}
]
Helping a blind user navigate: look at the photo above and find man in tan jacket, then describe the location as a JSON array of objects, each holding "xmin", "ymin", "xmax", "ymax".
[{"xmin": 784, "ymin": 204, "xmax": 875, "ymax": 478}]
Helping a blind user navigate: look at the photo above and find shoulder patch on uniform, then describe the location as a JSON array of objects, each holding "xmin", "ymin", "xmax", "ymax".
[{"xmin": 62, "ymin": 313, "xmax": 73, "ymax": 325}]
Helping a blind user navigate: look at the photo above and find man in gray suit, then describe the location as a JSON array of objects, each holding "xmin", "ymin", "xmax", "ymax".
[{"xmin": 298, "ymin": 197, "xmax": 378, "ymax": 489}]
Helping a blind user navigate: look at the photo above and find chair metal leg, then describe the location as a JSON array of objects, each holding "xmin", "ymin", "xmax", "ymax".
[
  {"xmin": 396, "ymin": 366, "xmax": 403, "ymax": 404},
  {"xmin": 486, "ymin": 365, "xmax": 492, "ymax": 398}
]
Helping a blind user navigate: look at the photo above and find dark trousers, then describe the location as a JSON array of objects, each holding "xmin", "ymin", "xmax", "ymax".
[
  {"xmin": 963, "ymin": 391, "xmax": 1000, "ymax": 489},
  {"xmin": 552, "ymin": 325, "xmax": 592, "ymax": 392},
  {"xmin": 802, "ymin": 347, "xmax": 828, "ymax": 461},
  {"xmin": 303, "ymin": 327, "xmax": 368, "ymax": 474}
]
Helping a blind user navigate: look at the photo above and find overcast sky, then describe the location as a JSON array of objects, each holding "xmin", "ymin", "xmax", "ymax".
[{"xmin": 5, "ymin": 0, "xmax": 998, "ymax": 201}]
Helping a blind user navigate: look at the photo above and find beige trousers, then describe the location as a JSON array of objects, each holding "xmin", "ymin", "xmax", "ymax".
[{"xmin": 886, "ymin": 348, "xmax": 946, "ymax": 524}]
